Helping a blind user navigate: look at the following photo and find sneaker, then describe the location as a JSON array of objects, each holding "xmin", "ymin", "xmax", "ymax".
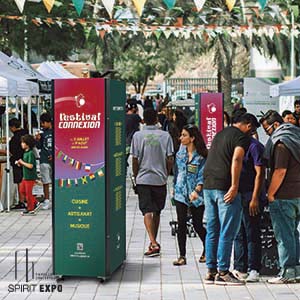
[
  {"xmin": 215, "ymin": 271, "xmax": 245, "ymax": 286},
  {"xmin": 204, "ymin": 272, "xmax": 217, "ymax": 284},
  {"xmin": 267, "ymin": 276, "xmax": 296, "ymax": 284},
  {"xmin": 34, "ymin": 202, "xmax": 42, "ymax": 212},
  {"xmin": 232, "ymin": 269, "xmax": 248, "ymax": 281},
  {"xmin": 41, "ymin": 199, "xmax": 50, "ymax": 210},
  {"xmin": 21, "ymin": 210, "xmax": 36, "ymax": 216},
  {"xmin": 246, "ymin": 270, "xmax": 260, "ymax": 282},
  {"xmin": 144, "ymin": 243, "xmax": 160, "ymax": 257},
  {"xmin": 11, "ymin": 202, "xmax": 26, "ymax": 210}
]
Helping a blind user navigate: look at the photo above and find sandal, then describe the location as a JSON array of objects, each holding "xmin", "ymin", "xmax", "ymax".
[
  {"xmin": 199, "ymin": 254, "xmax": 206, "ymax": 263},
  {"xmin": 173, "ymin": 256, "xmax": 187, "ymax": 266}
]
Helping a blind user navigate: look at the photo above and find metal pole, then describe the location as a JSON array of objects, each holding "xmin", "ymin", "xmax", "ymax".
[
  {"xmin": 6, "ymin": 98, "xmax": 10, "ymax": 212},
  {"xmin": 25, "ymin": 248, "xmax": 28, "ymax": 282},
  {"xmin": 291, "ymin": 11, "xmax": 295, "ymax": 78},
  {"xmin": 24, "ymin": 16, "xmax": 28, "ymax": 62},
  {"xmin": 14, "ymin": 251, "xmax": 18, "ymax": 280},
  {"xmin": 28, "ymin": 98, "xmax": 32, "ymax": 134}
]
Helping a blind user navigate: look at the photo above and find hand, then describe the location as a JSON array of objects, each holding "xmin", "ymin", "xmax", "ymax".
[
  {"xmin": 16, "ymin": 159, "xmax": 23, "ymax": 166},
  {"xmin": 224, "ymin": 186, "xmax": 238, "ymax": 203},
  {"xmin": 48, "ymin": 155, "xmax": 52, "ymax": 161},
  {"xmin": 189, "ymin": 191, "xmax": 198, "ymax": 202},
  {"xmin": 249, "ymin": 198, "xmax": 260, "ymax": 216},
  {"xmin": 267, "ymin": 194, "xmax": 275, "ymax": 203}
]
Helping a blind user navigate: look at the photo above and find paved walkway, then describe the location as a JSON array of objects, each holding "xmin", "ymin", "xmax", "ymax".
[{"xmin": 0, "ymin": 178, "xmax": 299, "ymax": 300}]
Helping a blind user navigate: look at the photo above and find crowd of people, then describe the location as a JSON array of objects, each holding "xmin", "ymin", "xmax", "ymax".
[
  {"xmin": 0, "ymin": 112, "xmax": 53, "ymax": 215},
  {"xmin": 127, "ymin": 95, "xmax": 300, "ymax": 286}
]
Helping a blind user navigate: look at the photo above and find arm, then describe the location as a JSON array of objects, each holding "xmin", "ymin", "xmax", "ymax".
[
  {"xmin": 17, "ymin": 159, "xmax": 33, "ymax": 169},
  {"xmin": 132, "ymin": 157, "xmax": 139, "ymax": 178},
  {"xmin": 267, "ymin": 168, "xmax": 287, "ymax": 202},
  {"xmin": 249, "ymin": 165, "xmax": 265, "ymax": 216},
  {"xmin": 166, "ymin": 155, "xmax": 174, "ymax": 176},
  {"xmin": 190, "ymin": 157, "xmax": 205, "ymax": 201},
  {"xmin": 224, "ymin": 146, "xmax": 245, "ymax": 203}
]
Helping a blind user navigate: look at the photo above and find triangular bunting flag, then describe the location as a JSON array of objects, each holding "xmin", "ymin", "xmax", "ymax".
[
  {"xmin": 132, "ymin": 0, "xmax": 147, "ymax": 17},
  {"xmin": 14, "ymin": 0, "xmax": 26, "ymax": 13},
  {"xmin": 163, "ymin": 0, "xmax": 176, "ymax": 10},
  {"xmin": 43, "ymin": 0, "xmax": 55, "ymax": 13},
  {"xmin": 99, "ymin": 30, "xmax": 106, "ymax": 39},
  {"xmin": 102, "ymin": 0, "xmax": 115, "ymax": 18},
  {"xmin": 193, "ymin": 0, "xmax": 205, "ymax": 11},
  {"xmin": 226, "ymin": 0, "xmax": 236, "ymax": 12},
  {"xmin": 154, "ymin": 30, "xmax": 162, "ymax": 40},
  {"xmin": 258, "ymin": 0, "xmax": 268, "ymax": 10},
  {"xmin": 72, "ymin": 0, "xmax": 85, "ymax": 16},
  {"xmin": 163, "ymin": 29, "xmax": 173, "ymax": 39}
]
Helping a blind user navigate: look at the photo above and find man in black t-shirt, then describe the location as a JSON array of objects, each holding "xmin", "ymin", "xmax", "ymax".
[
  {"xmin": 203, "ymin": 114, "xmax": 258, "ymax": 286},
  {"xmin": 260, "ymin": 110, "xmax": 300, "ymax": 284}
]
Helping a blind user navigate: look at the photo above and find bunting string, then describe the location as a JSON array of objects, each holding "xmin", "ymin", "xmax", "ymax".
[
  {"xmin": 55, "ymin": 147, "xmax": 105, "ymax": 171},
  {"xmin": 57, "ymin": 167, "xmax": 105, "ymax": 188}
]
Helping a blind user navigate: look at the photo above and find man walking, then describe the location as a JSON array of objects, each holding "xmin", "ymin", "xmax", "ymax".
[
  {"xmin": 131, "ymin": 108, "xmax": 174, "ymax": 257},
  {"xmin": 203, "ymin": 113, "xmax": 258, "ymax": 285},
  {"xmin": 260, "ymin": 110, "xmax": 300, "ymax": 284}
]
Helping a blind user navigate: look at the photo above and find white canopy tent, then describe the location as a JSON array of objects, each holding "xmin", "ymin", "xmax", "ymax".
[
  {"xmin": 0, "ymin": 60, "xmax": 40, "ymax": 213},
  {"xmin": 270, "ymin": 76, "xmax": 300, "ymax": 97},
  {"xmin": 269, "ymin": 77, "xmax": 300, "ymax": 113},
  {"xmin": 37, "ymin": 61, "xmax": 77, "ymax": 79}
]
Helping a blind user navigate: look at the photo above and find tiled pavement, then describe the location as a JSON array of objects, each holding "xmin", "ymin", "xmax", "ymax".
[{"xmin": 0, "ymin": 178, "xmax": 299, "ymax": 300}]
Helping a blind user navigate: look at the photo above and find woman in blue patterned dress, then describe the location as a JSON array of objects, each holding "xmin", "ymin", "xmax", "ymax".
[{"xmin": 173, "ymin": 125, "xmax": 207, "ymax": 266}]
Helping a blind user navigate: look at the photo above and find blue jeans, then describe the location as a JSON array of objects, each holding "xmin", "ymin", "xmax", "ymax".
[
  {"xmin": 204, "ymin": 189, "xmax": 242, "ymax": 272},
  {"xmin": 234, "ymin": 192, "xmax": 262, "ymax": 272},
  {"xmin": 269, "ymin": 199, "xmax": 300, "ymax": 274}
]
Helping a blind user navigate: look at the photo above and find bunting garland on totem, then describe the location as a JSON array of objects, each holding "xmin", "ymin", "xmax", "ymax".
[
  {"xmin": 132, "ymin": 0, "xmax": 147, "ymax": 17},
  {"xmin": 42, "ymin": 0, "xmax": 55, "ymax": 13},
  {"xmin": 101, "ymin": 0, "xmax": 116, "ymax": 19},
  {"xmin": 57, "ymin": 168, "xmax": 104, "ymax": 188},
  {"xmin": 55, "ymin": 148, "xmax": 104, "ymax": 171},
  {"xmin": 258, "ymin": 0, "xmax": 268, "ymax": 10},
  {"xmin": 193, "ymin": 0, "xmax": 206, "ymax": 11}
]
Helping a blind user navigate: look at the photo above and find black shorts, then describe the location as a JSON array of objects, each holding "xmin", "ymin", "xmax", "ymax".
[
  {"xmin": 136, "ymin": 184, "xmax": 167, "ymax": 215},
  {"xmin": 12, "ymin": 166, "xmax": 23, "ymax": 184}
]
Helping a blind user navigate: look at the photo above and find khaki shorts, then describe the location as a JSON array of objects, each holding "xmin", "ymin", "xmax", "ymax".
[{"xmin": 40, "ymin": 163, "xmax": 52, "ymax": 184}]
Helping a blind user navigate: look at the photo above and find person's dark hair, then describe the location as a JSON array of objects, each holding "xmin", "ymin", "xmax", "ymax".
[
  {"xmin": 293, "ymin": 112, "xmax": 299, "ymax": 126},
  {"xmin": 9, "ymin": 118, "xmax": 21, "ymax": 128},
  {"xmin": 235, "ymin": 113, "xmax": 260, "ymax": 128},
  {"xmin": 143, "ymin": 108, "xmax": 157, "ymax": 125},
  {"xmin": 40, "ymin": 112, "xmax": 52, "ymax": 123},
  {"xmin": 183, "ymin": 124, "xmax": 208, "ymax": 158},
  {"xmin": 21, "ymin": 134, "xmax": 36, "ymax": 149},
  {"xmin": 259, "ymin": 110, "xmax": 283, "ymax": 125},
  {"xmin": 294, "ymin": 100, "xmax": 300, "ymax": 107},
  {"xmin": 231, "ymin": 108, "xmax": 247, "ymax": 124},
  {"xmin": 223, "ymin": 111, "xmax": 231, "ymax": 126},
  {"xmin": 174, "ymin": 109, "xmax": 187, "ymax": 133},
  {"xmin": 282, "ymin": 110, "xmax": 293, "ymax": 118}
]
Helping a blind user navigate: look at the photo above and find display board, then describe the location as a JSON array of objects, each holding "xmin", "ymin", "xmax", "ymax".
[{"xmin": 53, "ymin": 78, "xmax": 126, "ymax": 279}]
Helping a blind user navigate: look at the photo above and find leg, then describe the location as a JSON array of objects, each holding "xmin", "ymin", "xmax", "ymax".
[
  {"xmin": 24, "ymin": 180, "xmax": 37, "ymax": 211},
  {"xmin": 234, "ymin": 216, "xmax": 247, "ymax": 273},
  {"xmin": 204, "ymin": 189, "xmax": 220, "ymax": 271},
  {"xmin": 144, "ymin": 213, "xmax": 158, "ymax": 245},
  {"xmin": 190, "ymin": 205, "xmax": 206, "ymax": 249},
  {"xmin": 217, "ymin": 191, "xmax": 242, "ymax": 272},
  {"xmin": 269, "ymin": 200, "xmax": 298, "ymax": 277},
  {"xmin": 43, "ymin": 183, "xmax": 49, "ymax": 200},
  {"xmin": 175, "ymin": 200, "xmax": 188, "ymax": 257},
  {"xmin": 152, "ymin": 212, "xmax": 160, "ymax": 241},
  {"xmin": 19, "ymin": 180, "xmax": 26, "ymax": 202}
]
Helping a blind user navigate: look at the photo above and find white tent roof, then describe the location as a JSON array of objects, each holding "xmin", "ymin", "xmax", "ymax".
[
  {"xmin": 37, "ymin": 61, "xmax": 77, "ymax": 79},
  {"xmin": 0, "ymin": 76, "xmax": 17, "ymax": 97},
  {"xmin": 270, "ymin": 76, "xmax": 300, "ymax": 97}
]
